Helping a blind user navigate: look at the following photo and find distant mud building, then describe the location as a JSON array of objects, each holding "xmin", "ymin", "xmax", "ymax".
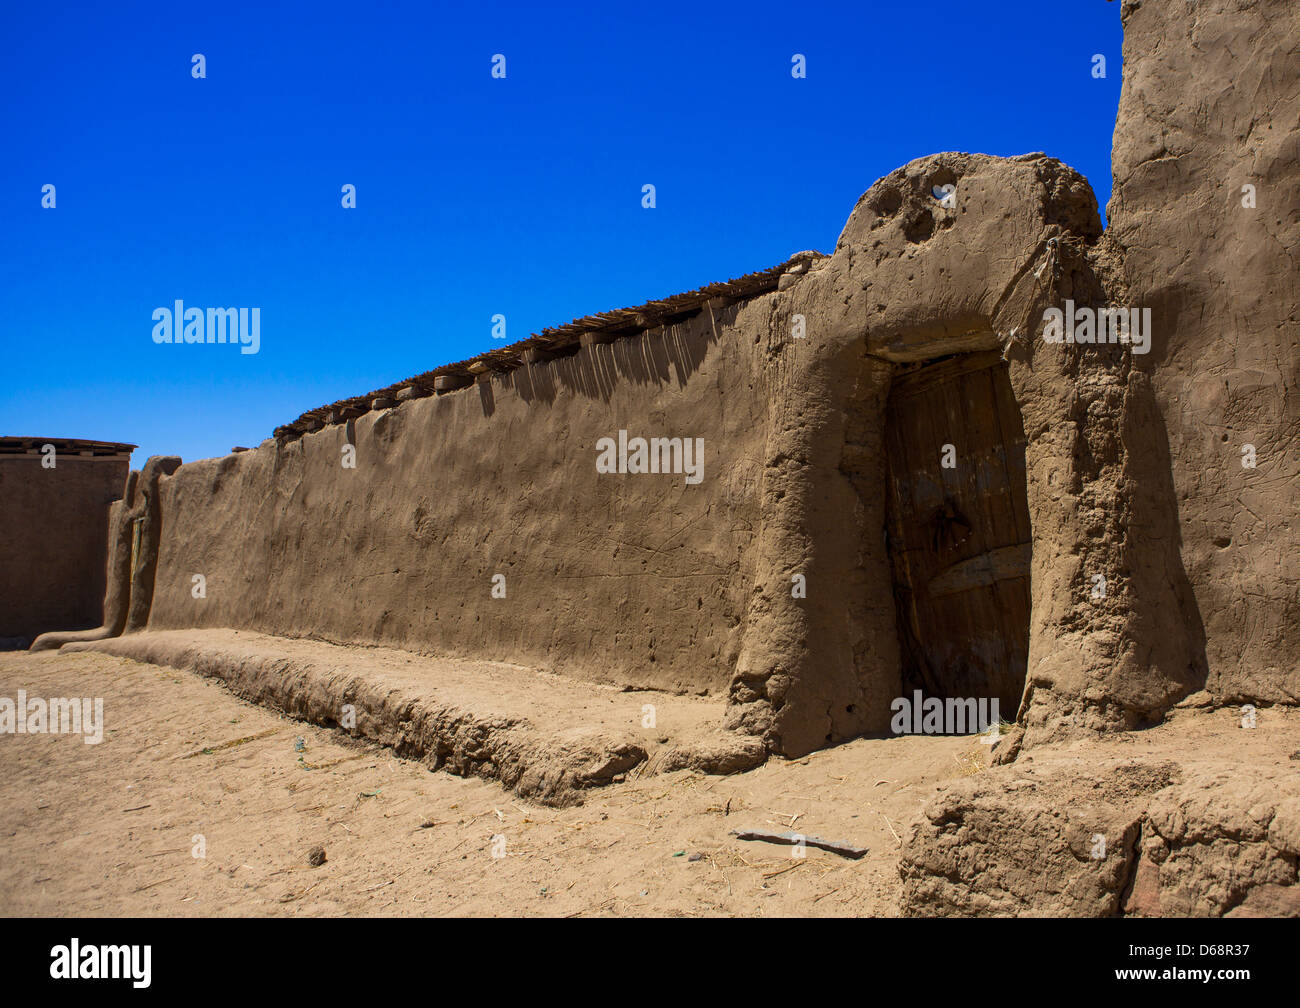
[{"xmin": 1, "ymin": 437, "xmax": 134, "ymax": 648}]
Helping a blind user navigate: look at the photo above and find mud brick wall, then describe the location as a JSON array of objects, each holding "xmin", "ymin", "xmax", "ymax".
[
  {"xmin": 0, "ymin": 451, "xmax": 130, "ymax": 641},
  {"xmin": 143, "ymin": 311, "xmax": 773, "ymax": 699}
]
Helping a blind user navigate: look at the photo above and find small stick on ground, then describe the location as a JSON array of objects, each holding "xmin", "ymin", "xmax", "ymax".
[
  {"xmin": 729, "ymin": 828, "xmax": 867, "ymax": 860},
  {"xmin": 130, "ymin": 877, "xmax": 176, "ymax": 894}
]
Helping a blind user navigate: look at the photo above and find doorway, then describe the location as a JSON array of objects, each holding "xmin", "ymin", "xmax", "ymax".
[{"xmin": 883, "ymin": 351, "xmax": 1031, "ymax": 716}]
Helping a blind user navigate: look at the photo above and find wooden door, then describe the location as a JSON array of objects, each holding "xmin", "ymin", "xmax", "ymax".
[{"xmin": 884, "ymin": 351, "xmax": 1031, "ymax": 716}]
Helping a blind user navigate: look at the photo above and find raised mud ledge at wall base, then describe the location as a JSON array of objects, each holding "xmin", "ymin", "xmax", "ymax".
[{"xmin": 63, "ymin": 629, "xmax": 767, "ymax": 806}]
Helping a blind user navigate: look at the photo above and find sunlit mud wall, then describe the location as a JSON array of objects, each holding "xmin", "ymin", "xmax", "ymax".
[
  {"xmin": 129, "ymin": 150, "xmax": 1199, "ymax": 758},
  {"xmin": 1108, "ymin": 0, "xmax": 1300, "ymax": 708},
  {"xmin": 143, "ymin": 313, "xmax": 780, "ymax": 701}
]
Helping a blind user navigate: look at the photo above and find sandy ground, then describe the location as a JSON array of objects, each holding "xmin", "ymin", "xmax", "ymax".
[
  {"xmin": 0, "ymin": 648, "xmax": 983, "ymax": 917},
  {"xmin": 4, "ymin": 647, "xmax": 1292, "ymax": 917}
]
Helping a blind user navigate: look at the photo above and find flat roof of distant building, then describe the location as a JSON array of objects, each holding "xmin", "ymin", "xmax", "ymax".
[{"xmin": 0, "ymin": 437, "xmax": 137, "ymax": 457}]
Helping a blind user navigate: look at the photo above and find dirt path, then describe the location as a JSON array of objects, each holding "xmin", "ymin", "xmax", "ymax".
[{"xmin": 0, "ymin": 649, "xmax": 985, "ymax": 916}]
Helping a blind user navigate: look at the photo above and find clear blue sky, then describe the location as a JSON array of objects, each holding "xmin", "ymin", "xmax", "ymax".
[{"xmin": 1, "ymin": 1, "xmax": 1122, "ymax": 465}]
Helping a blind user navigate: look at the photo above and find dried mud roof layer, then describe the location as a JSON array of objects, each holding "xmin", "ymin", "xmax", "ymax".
[
  {"xmin": 0, "ymin": 437, "xmax": 137, "ymax": 458},
  {"xmin": 272, "ymin": 250, "xmax": 827, "ymax": 441}
]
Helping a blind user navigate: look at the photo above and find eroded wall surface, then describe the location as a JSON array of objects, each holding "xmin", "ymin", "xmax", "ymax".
[{"xmin": 1108, "ymin": 0, "xmax": 1300, "ymax": 706}]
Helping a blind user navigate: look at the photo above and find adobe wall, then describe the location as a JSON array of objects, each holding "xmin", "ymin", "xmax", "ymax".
[
  {"xmin": 0, "ymin": 447, "xmax": 131, "ymax": 642},
  {"xmin": 1108, "ymin": 0, "xmax": 1300, "ymax": 707},
  {"xmin": 39, "ymin": 150, "xmax": 1216, "ymax": 759},
  {"xmin": 94, "ymin": 150, "xmax": 1204, "ymax": 759},
  {"xmin": 141, "ymin": 311, "xmax": 774, "ymax": 697}
]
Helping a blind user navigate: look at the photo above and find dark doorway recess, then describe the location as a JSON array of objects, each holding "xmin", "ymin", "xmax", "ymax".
[{"xmin": 884, "ymin": 350, "xmax": 1031, "ymax": 716}]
